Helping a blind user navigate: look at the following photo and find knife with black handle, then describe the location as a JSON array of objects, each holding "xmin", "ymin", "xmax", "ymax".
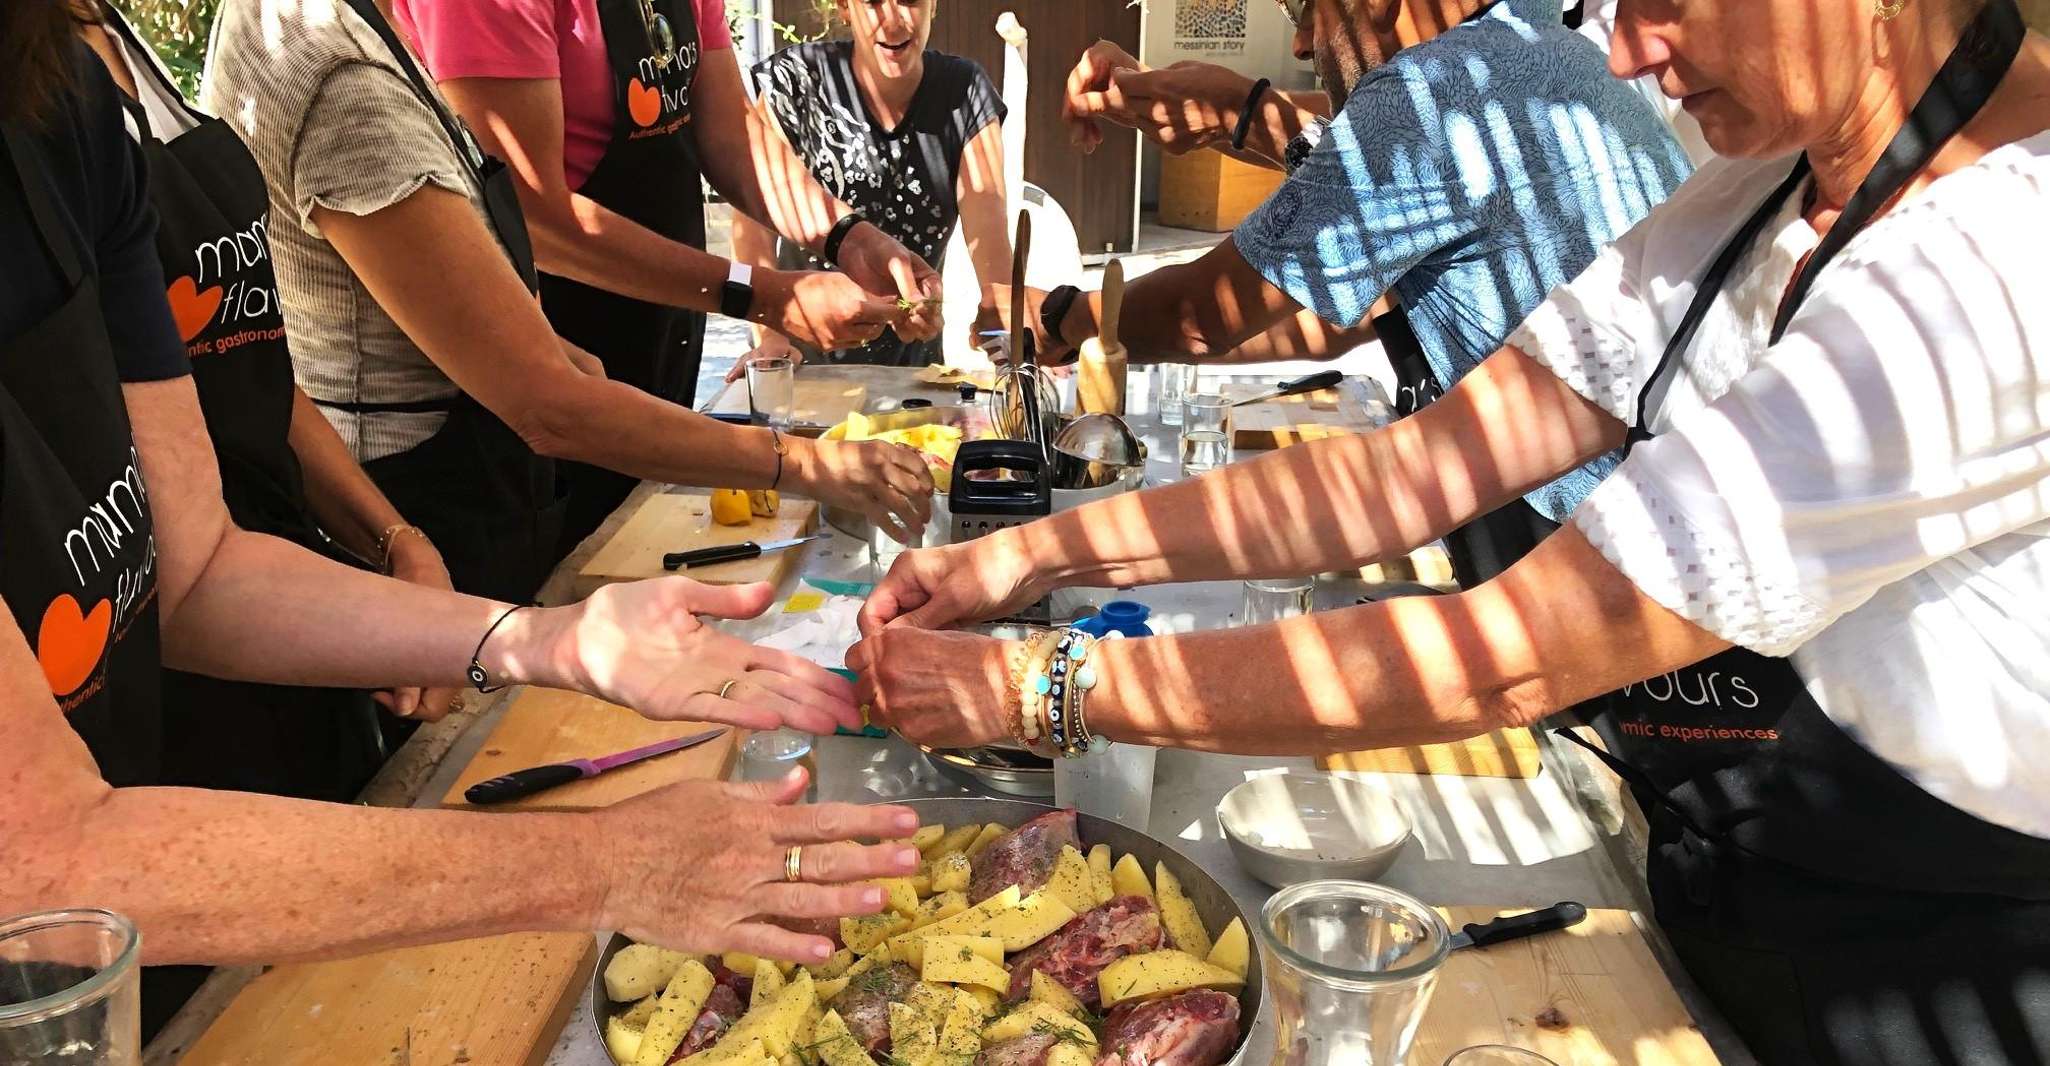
[
  {"xmin": 1448, "ymin": 901, "xmax": 1589, "ymax": 951},
  {"xmin": 1232, "ymin": 369, "xmax": 1347, "ymax": 407}
]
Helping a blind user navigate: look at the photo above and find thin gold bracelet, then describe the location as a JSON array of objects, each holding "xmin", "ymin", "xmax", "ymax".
[{"xmin": 375, "ymin": 522, "xmax": 427, "ymax": 574}]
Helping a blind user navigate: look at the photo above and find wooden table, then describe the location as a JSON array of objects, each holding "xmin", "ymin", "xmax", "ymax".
[{"xmin": 151, "ymin": 365, "xmax": 1742, "ymax": 1066}]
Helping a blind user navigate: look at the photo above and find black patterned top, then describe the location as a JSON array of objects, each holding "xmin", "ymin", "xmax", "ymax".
[{"xmin": 753, "ymin": 41, "xmax": 1003, "ymax": 366}]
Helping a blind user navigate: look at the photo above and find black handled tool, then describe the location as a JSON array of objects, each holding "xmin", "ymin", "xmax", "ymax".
[
  {"xmin": 662, "ymin": 534, "xmax": 824, "ymax": 571},
  {"xmin": 1232, "ymin": 369, "xmax": 1346, "ymax": 406},
  {"xmin": 1448, "ymin": 901, "xmax": 1588, "ymax": 951}
]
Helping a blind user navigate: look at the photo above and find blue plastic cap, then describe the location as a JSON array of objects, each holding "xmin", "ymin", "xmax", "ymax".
[
  {"xmin": 1100, "ymin": 601, "xmax": 1150, "ymax": 625},
  {"xmin": 1073, "ymin": 600, "xmax": 1153, "ymax": 638}
]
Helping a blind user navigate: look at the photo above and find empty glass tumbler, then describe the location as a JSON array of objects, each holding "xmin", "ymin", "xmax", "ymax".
[
  {"xmin": 1154, "ymin": 363, "xmax": 1189, "ymax": 427},
  {"xmin": 1242, "ymin": 576, "xmax": 1315, "ymax": 626},
  {"xmin": 746, "ymin": 356, "xmax": 796, "ymax": 429},
  {"xmin": 1179, "ymin": 393, "xmax": 1232, "ymax": 477},
  {"xmin": 0, "ymin": 909, "xmax": 141, "ymax": 1066},
  {"xmin": 1262, "ymin": 881, "xmax": 1451, "ymax": 1066}
]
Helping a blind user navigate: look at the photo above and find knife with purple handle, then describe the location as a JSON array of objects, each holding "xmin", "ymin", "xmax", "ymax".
[{"xmin": 462, "ymin": 727, "xmax": 728, "ymax": 805}]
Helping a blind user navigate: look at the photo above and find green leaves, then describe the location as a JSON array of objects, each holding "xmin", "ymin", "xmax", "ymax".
[{"xmin": 107, "ymin": 0, "xmax": 217, "ymax": 99}]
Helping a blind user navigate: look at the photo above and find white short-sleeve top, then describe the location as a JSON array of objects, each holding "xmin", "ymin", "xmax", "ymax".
[{"xmin": 1510, "ymin": 132, "xmax": 2050, "ymax": 838}]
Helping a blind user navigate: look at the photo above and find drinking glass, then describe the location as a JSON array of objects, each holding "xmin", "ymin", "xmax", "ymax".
[
  {"xmin": 736, "ymin": 728, "xmax": 818, "ymax": 801},
  {"xmin": 869, "ymin": 517, "xmax": 922, "ymax": 578},
  {"xmin": 1262, "ymin": 881, "xmax": 1451, "ymax": 1066},
  {"xmin": 1243, "ymin": 576, "xmax": 1315, "ymax": 626},
  {"xmin": 1444, "ymin": 1047, "xmax": 1560, "ymax": 1066},
  {"xmin": 1179, "ymin": 393, "xmax": 1232, "ymax": 478},
  {"xmin": 746, "ymin": 356, "xmax": 796, "ymax": 429},
  {"xmin": 1154, "ymin": 363, "xmax": 1189, "ymax": 427},
  {"xmin": 1053, "ymin": 743, "xmax": 1159, "ymax": 830},
  {"xmin": 1, "ymin": 909, "xmax": 141, "ymax": 1066}
]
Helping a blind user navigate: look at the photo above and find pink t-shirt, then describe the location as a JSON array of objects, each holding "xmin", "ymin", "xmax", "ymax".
[{"xmin": 395, "ymin": 0, "xmax": 730, "ymax": 190}]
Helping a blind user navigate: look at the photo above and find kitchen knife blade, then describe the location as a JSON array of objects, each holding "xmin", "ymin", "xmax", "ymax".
[
  {"xmin": 462, "ymin": 727, "xmax": 728, "ymax": 805},
  {"xmin": 1448, "ymin": 901, "xmax": 1588, "ymax": 951},
  {"xmin": 662, "ymin": 534, "xmax": 824, "ymax": 571},
  {"xmin": 1231, "ymin": 369, "xmax": 1347, "ymax": 407}
]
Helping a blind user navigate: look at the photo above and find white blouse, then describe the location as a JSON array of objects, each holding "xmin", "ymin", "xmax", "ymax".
[{"xmin": 1510, "ymin": 133, "xmax": 2050, "ymax": 838}]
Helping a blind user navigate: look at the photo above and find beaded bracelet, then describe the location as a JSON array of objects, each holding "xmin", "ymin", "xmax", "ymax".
[
  {"xmin": 1013, "ymin": 631, "xmax": 1064, "ymax": 750},
  {"xmin": 1044, "ymin": 629, "xmax": 1104, "ymax": 758}
]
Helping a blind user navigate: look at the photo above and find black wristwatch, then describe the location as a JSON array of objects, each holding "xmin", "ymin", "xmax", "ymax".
[
  {"xmin": 1040, "ymin": 284, "xmax": 1082, "ymax": 348},
  {"xmin": 720, "ymin": 261, "xmax": 756, "ymax": 319},
  {"xmin": 1284, "ymin": 121, "xmax": 1327, "ymax": 174}
]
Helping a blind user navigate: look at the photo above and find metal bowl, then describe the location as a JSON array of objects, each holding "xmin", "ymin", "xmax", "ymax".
[
  {"xmin": 920, "ymin": 744, "xmax": 1054, "ymax": 798},
  {"xmin": 592, "ymin": 797, "xmax": 1265, "ymax": 1065},
  {"xmin": 1216, "ymin": 772, "xmax": 1414, "ymax": 889}
]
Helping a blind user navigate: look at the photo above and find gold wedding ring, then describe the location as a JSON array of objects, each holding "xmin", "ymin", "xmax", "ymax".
[
  {"xmin": 712, "ymin": 678, "xmax": 740, "ymax": 701},
  {"xmin": 784, "ymin": 845, "xmax": 804, "ymax": 883}
]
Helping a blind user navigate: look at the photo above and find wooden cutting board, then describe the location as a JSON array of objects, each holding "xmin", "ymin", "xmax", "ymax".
[
  {"xmin": 1320, "ymin": 728, "xmax": 1546, "ymax": 778},
  {"xmin": 1408, "ymin": 906, "xmax": 1719, "ymax": 1065},
  {"xmin": 1230, "ymin": 386, "xmax": 1374, "ymax": 449},
  {"xmin": 443, "ymin": 688, "xmax": 742, "ymax": 812},
  {"xmin": 178, "ymin": 932, "xmax": 596, "ymax": 1066},
  {"xmin": 184, "ymin": 687, "xmax": 743, "ymax": 1066},
  {"xmin": 572, "ymin": 493, "xmax": 820, "ymax": 598},
  {"xmin": 706, "ymin": 377, "xmax": 870, "ymax": 432}
]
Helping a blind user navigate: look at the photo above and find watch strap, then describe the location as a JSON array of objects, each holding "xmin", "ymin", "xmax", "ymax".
[
  {"xmin": 1040, "ymin": 285, "xmax": 1082, "ymax": 349},
  {"xmin": 720, "ymin": 261, "xmax": 755, "ymax": 319}
]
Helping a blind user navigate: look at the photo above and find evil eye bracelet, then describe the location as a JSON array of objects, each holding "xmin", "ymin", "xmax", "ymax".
[{"xmin": 1045, "ymin": 629, "xmax": 1110, "ymax": 758}]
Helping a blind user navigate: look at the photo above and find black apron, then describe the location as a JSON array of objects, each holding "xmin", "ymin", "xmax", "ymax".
[
  {"xmin": 335, "ymin": 0, "xmax": 560, "ymax": 604},
  {"xmin": 1369, "ymin": 0, "xmax": 1556, "ymax": 589},
  {"xmin": 542, "ymin": 0, "xmax": 708, "ymax": 558},
  {"xmin": 104, "ymin": 12, "xmax": 387, "ymax": 806},
  {"xmin": 1376, "ymin": 303, "xmax": 1561, "ymax": 587},
  {"xmin": 1559, "ymin": 4, "xmax": 2050, "ymax": 1061},
  {"xmin": 0, "ymin": 125, "xmax": 165, "ymax": 788}
]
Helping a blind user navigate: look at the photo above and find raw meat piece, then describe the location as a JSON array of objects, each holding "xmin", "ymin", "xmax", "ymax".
[
  {"xmin": 771, "ymin": 914, "xmax": 844, "ymax": 948},
  {"xmin": 1004, "ymin": 895, "xmax": 1165, "ymax": 1007},
  {"xmin": 831, "ymin": 962, "xmax": 921, "ymax": 1053},
  {"xmin": 973, "ymin": 1032, "xmax": 1059, "ymax": 1066},
  {"xmin": 970, "ymin": 809, "xmax": 1081, "ymax": 903},
  {"xmin": 1095, "ymin": 990, "xmax": 1241, "ymax": 1066},
  {"xmin": 665, "ymin": 981, "xmax": 743, "ymax": 1062}
]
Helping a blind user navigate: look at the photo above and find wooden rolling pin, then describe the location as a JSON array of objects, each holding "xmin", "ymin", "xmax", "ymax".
[{"xmin": 1077, "ymin": 259, "xmax": 1127, "ymax": 415}]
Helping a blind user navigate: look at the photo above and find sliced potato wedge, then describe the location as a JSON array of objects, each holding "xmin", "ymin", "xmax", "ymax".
[{"xmin": 1097, "ymin": 949, "xmax": 1243, "ymax": 1009}]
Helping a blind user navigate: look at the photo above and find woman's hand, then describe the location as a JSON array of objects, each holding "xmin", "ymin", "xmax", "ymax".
[
  {"xmin": 725, "ymin": 331, "xmax": 807, "ymax": 384},
  {"xmin": 597, "ymin": 771, "xmax": 924, "ymax": 961},
  {"xmin": 755, "ymin": 268, "xmax": 905, "ymax": 352},
  {"xmin": 548, "ymin": 579, "xmax": 862, "ymax": 733},
  {"xmin": 834, "ymin": 222, "xmax": 945, "ymax": 342},
  {"xmin": 376, "ymin": 533, "xmax": 464, "ymax": 722},
  {"xmin": 787, "ymin": 436, "xmax": 936, "ymax": 544},
  {"xmin": 846, "ymin": 628, "xmax": 1016, "ymax": 750},
  {"xmin": 856, "ymin": 534, "xmax": 1047, "ymax": 636}
]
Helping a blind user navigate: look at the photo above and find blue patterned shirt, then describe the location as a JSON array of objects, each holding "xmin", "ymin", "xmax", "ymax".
[{"xmin": 1235, "ymin": 0, "xmax": 1691, "ymax": 520}]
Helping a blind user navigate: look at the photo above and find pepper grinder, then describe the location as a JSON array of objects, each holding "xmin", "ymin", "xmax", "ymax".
[{"xmin": 1076, "ymin": 259, "xmax": 1127, "ymax": 416}]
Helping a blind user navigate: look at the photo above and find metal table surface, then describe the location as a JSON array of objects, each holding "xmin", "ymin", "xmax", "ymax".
[{"xmin": 464, "ymin": 367, "xmax": 1673, "ymax": 1066}]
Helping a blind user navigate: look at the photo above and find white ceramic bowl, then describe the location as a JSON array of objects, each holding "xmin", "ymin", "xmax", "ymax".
[{"xmin": 1216, "ymin": 772, "xmax": 1414, "ymax": 888}]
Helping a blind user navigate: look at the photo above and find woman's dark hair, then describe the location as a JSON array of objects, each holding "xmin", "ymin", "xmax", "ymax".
[{"xmin": 1, "ymin": 0, "xmax": 84, "ymax": 127}]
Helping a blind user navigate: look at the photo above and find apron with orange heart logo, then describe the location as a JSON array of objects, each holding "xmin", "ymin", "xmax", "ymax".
[
  {"xmin": 541, "ymin": 0, "xmax": 707, "ymax": 558},
  {"xmin": 109, "ymin": 13, "xmax": 309, "ymax": 543},
  {"xmin": 0, "ymin": 125, "xmax": 163, "ymax": 787}
]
